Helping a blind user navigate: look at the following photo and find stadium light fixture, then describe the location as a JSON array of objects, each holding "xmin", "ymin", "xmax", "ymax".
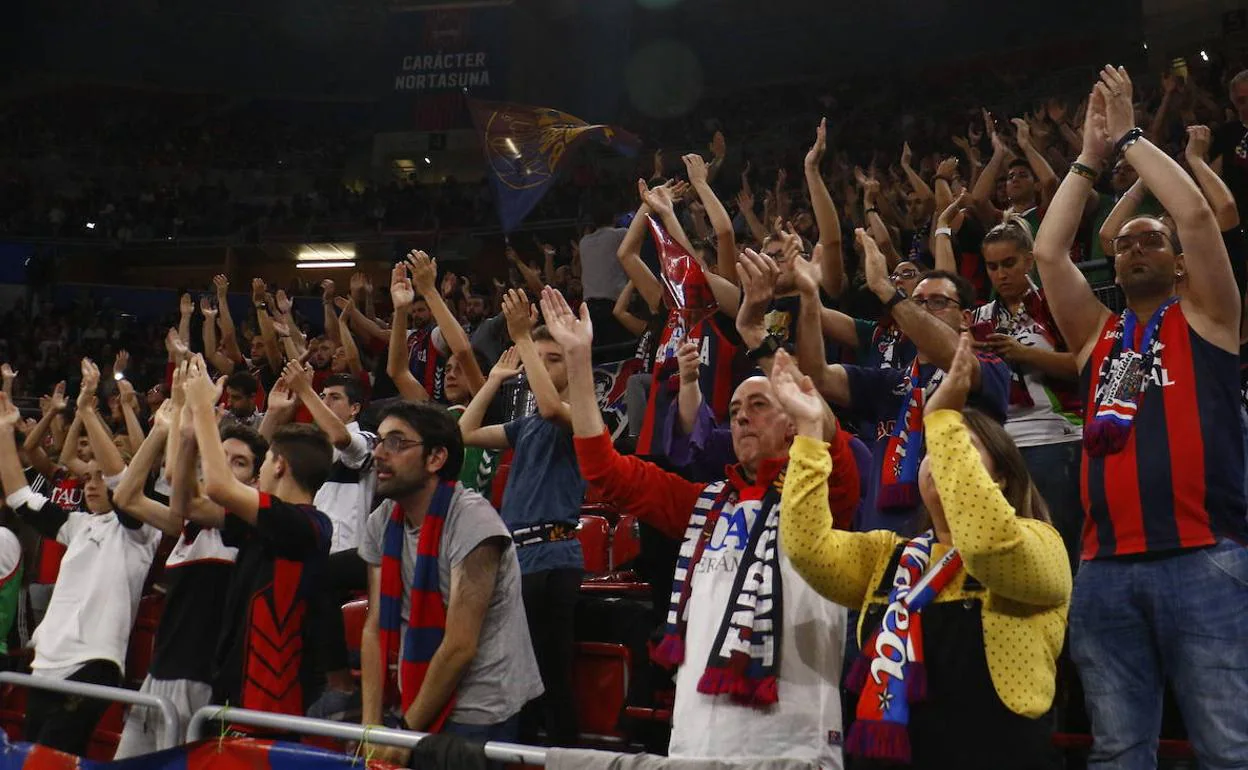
[
  {"xmin": 85, "ymin": 222, "xmax": 96, "ymax": 230},
  {"xmin": 296, "ymin": 261, "xmax": 356, "ymax": 269},
  {"xmin": 1200, "ymin": 50, "xmax": 1209, "ymax": 61}
]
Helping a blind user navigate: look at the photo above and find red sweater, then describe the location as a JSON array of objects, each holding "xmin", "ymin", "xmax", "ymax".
[{"xmin": 574, "ymin": 428, "xmax": 860, "ymax": 539}]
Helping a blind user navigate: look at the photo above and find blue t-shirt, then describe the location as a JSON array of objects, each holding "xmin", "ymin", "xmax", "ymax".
[
  {"xmin": 501, "ymin": 415, "xmax": 586, "ymax": 574},
  {"xmin": 844, "ymin": 354, "xmax": 1011, "ymax": 535}
]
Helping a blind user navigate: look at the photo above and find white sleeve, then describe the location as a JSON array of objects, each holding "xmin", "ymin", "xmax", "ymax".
[
  {"xmin": 0, "ymin": 529, "xmax": 20, "ymax": 580},
  {"xmin": 104, "ymin": 469, "xmax": 126, "ymax": 491},
  {"xmin": 431, "ymin": 326, "xmax": 450, "ymax": 357},
  {"xmin": 339, "ymin": 429, "xmax": 375, "ymax": 470}
]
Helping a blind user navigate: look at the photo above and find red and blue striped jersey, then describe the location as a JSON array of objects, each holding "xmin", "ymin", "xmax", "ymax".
[{"xmin": 1080, "ymin": 302, "xmax": 1248, "ymax": 559}]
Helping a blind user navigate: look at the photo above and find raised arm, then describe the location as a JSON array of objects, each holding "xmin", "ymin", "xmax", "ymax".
[
  {"xmin": 257, "ymin": 379, "xmax": 297, "ymax": 443},
  {"xmin": 1012, "ymin": 118, "xmax": 1059, "ymax": 203},
  {"xmin": 201, "ymin": 297, "xmax": 235, "ymax": 375},
  {"xmin": 737, "ymin": 187, "xmax": 767, "ymax": 247},
  {"xmin": 457, "ymin": 348, "xmax": 518, "ymax": 451},
  {"xmin": 612, "ymin": 281, "xmax": 650, "ymax": 338},
  {"xmin": 785, "ymin": 253, "xmax": 850, "ymax": 410},
  {"xmin": 806, "ymin": 119, "xmax": 845, "ymax": 298},
  {"xmin": 385, "ymin": 264, "xmax": 432, "ymax": 404},
  {"xmin": 616, "ymin": 191, "xmax": 665, "ymax": 309},
  {"xmin": 860, "ymin": 229, "xmax": 982, "ymax": 385},
  {"xmin": 60, "ymin": 410, "xmax": 89, "ymax": 478},
  {"xmin": 407, "ymin": 250, "xmax": 485, "ymax": 393},
  {"xmin": 684, "ymin": 154, "xmax": 738, "ymax": 281},
  {"xmin": 214, "ymin": 275, "xmax": 245, "ymax": 365},
  {"xmin": 1184, "ymin": 125, "xmax": 1240, "ymax": 231},
  {"xmin": 1098, "ymin": 177, "xmax": 1147, "ymax": 258},
  {"xmin": 284, "ymin": 361, "xmax": 350, "ymax": 449},
  {"xmin": 1032, "ymin": 85, "xmax": 1114, "ymax": 360},
  {"xmin": 336, "ymin": 308, "xmax": 365, "ymax": 377},
  {"xmin": 970, "ymin": 111, "xmax": 1008, "ymax": 225},
  {"xmin": 320, "ymin": 280, "xmax": 341, "ymax": 345},
  {"xmin": 77, "ymin": 359, "xmax": 125, "ymax": 479},
  {"xmin": 863, "ymin": 180, "xmax": 902, "ymax": 269},
  {"xmin": 338, "ymin": 297, "xmax": 389, "ymax": 344},
  {"xmin": 540, "ymin": 287, "xmax": 702, "ymax": 537},
  {"xmin": 185, "ymin": 356, "xmax": 261, "ymax": 524},
  {"xmin": 502, "ymin": 289, "xmax": 570, "ymax": 426},
  {"xmin": 169, "ymin": 415, "xmax": 226, "ymax": 530},
  {"xmin": 117, "ymin": 379, "xmax": 146, "ymax": 456},
  {"xmin": 1100, "ymin": 67, "xmax": 1239, "ymax": 345},
  {"xmin": 899, "ymin": 141, "xmax": 935, "ymax": 220},
  {"xmin": 177, "ymin": 293, "xmax": 194, "ymax": 348},
  {"xmin": 23, "ymin": 383, "xmax": 68, "ymax": 479},
  {"xmin": 772, "ymin": 355, "xmax": 893, "ymax": 609},
  {"xmin": 641, "ymin": 182, "xmax": 698, "ymax": 259},
  {"xmin": 933, "ymin": 191, "xmax": 970, "ymax": 274},
  {"xmin": 112, "ymin": 403, "xmax": 182, "ymax": 536},
  {"xmin": 923, "ymin": 336, "xmax": 1071, "ymax": 605},
  {"xmin": 0, "ymin": 365, "xmax": 14, "ymax": 402},
  {"xmin": 506, "ymin": 245, "xmax": 545, "ymax": 297}
]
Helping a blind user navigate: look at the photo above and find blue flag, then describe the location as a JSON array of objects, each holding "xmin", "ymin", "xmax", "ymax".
[{"xmin": 467, "ymin": 97, "xmax": 640, "ymax": 232}]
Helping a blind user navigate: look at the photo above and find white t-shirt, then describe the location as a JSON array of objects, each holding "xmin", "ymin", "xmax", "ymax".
[
  {"xmin": 7, "ymin": 487, "xmax": 161, "ymax": 678},
  {"xmin": 313, "ymin": 421, "xmax": 377, "ymax": 553},
  {"xmin": 669, "ymin": 497, "xmax": 846, "ymax": 769}
]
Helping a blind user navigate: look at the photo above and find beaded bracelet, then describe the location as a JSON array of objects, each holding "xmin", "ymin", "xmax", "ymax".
[{"xmin": 1069, "ymin": 162, "xmax": 1099, "ymax": 181}]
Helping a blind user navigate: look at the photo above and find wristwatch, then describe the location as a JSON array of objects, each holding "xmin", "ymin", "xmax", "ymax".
[
  {"xmin": 747, "ymin": 334, "xmax": 783, "ymax": 362},
  {"xmin": 883, "ymin": 288, "xmax": 908, "ymax": 311}
]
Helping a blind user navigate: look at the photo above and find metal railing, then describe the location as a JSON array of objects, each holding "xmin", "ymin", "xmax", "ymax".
[
  {"xmin": 186, "ymin": 705, "xmax": 548, "ymax": 766},
  {"xmin": 0, "ymin": 671, "xmax": 181, "ymax": 751}
]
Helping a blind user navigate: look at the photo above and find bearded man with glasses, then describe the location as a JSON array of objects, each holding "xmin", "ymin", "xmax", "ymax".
[{"xmin": 357, "ymin": 402, "xmax": 542, "ymax": 765}]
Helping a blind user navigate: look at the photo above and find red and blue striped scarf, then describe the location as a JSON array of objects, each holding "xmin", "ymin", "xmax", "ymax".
[
  {"xmin": 378, "ymin": 481, "xmax": 457, "ymax": 730},
  {"xmin": 879, "ymin": 359, "xmax": 939, "ymax": 510}
]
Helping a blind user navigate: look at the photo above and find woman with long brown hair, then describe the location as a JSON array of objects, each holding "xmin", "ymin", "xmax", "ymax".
[{"xmin": 774, "ymin": 337, "xmax": 1071, "ymax": 769}]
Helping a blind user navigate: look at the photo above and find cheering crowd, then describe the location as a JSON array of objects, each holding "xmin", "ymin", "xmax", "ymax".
[{"xmin": 0, "ymin": 62, "xmax": 1247, "ymax": 770}]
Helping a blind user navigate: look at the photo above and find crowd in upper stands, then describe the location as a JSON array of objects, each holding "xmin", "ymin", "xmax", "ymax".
[{"xmin": 1, "ymin": 51, "xmax": 1248, "ymax": 770}]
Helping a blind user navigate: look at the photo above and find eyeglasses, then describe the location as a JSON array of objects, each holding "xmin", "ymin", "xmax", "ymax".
[
  {"xmin": 910, "ymin": 294, "xmax": 961, "ymax": 311},
  {"xmin": 1006, "ymin": 171, "xmax": 1033, "ymax": 182},
  {"xmin": 1112, "ymin": 231, "xmax": 1169, "ymax": 254},
  {"xmin": 376, "ymin": 435, "xmax": 425, "ymax": 453},
  {"xmin": 891, "ymin": 267, "xmax": 921, "ymax": 282}
]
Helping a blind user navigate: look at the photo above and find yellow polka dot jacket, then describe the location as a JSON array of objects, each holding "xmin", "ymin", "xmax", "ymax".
[{"xmin": 780, "ymin": 410, "xmax": 1072, "ymax": 719}]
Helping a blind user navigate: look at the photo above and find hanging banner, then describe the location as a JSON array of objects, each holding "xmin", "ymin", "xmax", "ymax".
[{"xmin": 380, "ymin": 5, "xmax": 511, "ymax": 131}]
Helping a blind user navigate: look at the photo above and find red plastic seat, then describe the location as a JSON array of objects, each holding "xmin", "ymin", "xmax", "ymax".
[
  {"xmin": 125, "ymin": 593, "xmax": 164, "ymax": 687},
  {"xmin": 611, "ymin": 514, "xmax": 641, "ymax": 571},
  {"xmin": 577, "ymin": 515, "xmax": 610, "ymax": 577},
  {"xmin": 342, "ymin": 598, "xmax": 368, "ymax": 675},
  {"xmin": 0, "ymin": 684, "xmax": 25, "ymax": 740},
  {"xmin": 573, "ymin": 642, "xmax": 630, "ymax": 743},
  {"xmin": 86, "ymin": 702, "xmax": 124, "ymax": 761}
]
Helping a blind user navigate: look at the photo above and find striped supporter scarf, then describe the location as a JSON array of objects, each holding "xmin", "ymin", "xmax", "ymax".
[
  {"xmin": 378, "ymin": 481, "xmax": 457, "ymax": 730},
  {"xmin": 1084, "ymin": 297, "xmax": 1176, "ymax": 458},
  {"xmin": 845, "ymin": 532, "xmax": 963, "ymax": 762},
  {"xmin": 652, "ymin": 478, "xmax": 785, "ymax": 707},
  {"xmin": 878, "ymin": 360, "xmax": 941, "ymax": 510}
]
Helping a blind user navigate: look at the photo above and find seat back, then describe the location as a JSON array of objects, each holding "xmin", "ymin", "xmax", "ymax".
[
  {"xmin": 610, "ymin": 514, "xmax": 641, "ymax": 571},
  {"xmin": 573, "ymin": 642, "xmax": 630, "ymax": 743},
  {"xmin": 577, "ymin": 515, "xmax": 610, "ymax": 576}
]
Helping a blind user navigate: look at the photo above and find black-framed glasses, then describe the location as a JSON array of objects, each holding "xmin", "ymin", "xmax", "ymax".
[
  {"xmin": 911, "ymin": 294, "xmax": 961, "ymax": 311},
  {"xmin": 376, "ymin": 435, "xmax": 425, "ymax": 453},
  {"xmin": 891, "ymin": 267, "xmax": 920, "ymax": 282},
  {"xmin": 1112, "ymin": 231, "xmax": 1169, "ymax": 255}
]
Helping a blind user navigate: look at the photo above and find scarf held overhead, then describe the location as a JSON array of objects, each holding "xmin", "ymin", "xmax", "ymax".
[
  {"xmin": 846, "ymin": 532, "xmax": 964, "ymax": 762},
  {"xmin": 652, "ymin": 477, "xmax": 785, "ymax": 708},
  {"xmin": 379, "ymin": 481, "xmax": 457, "ymax": 731}
]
